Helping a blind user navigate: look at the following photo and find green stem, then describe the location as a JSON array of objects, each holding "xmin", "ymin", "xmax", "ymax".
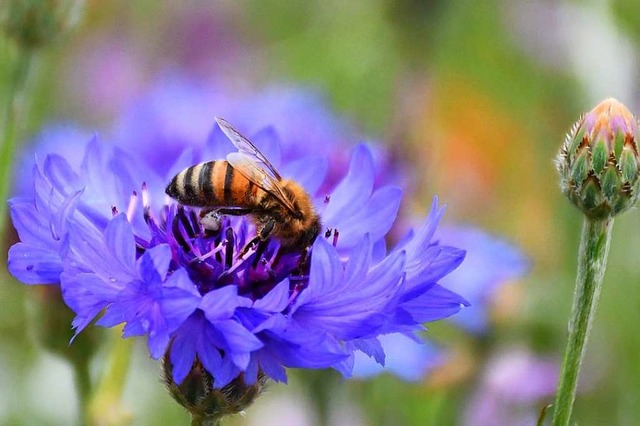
[
  {"xmin": 87, "ymin": 329, "xmax": 134, "ymax": 426},
  {"xmin": 0, "ymin": 45, "xmax": 35, "ymax": 239},
  {"xmin": 552, "ymin": 217, "xmax": 613, "ymax": 426},
  {"xmin": 72, "ymin": 357, "xmax": 92, "ymax": 425},
  {"xmin": 190, "ymin": 415, "xmax": 222, "ymax": 426}
]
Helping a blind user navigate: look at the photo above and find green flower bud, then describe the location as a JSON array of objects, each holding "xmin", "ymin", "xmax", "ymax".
[
  {"xmin": 1, "ymin": 0, "xmax": 83, "ymax": 49},
  {"xmin": 162, "ymin": 353, "xmax": 267, "ymax": 424},
  {"xmin": 557, "ymin": 98, "xmax": 640, "ymax": 219}
]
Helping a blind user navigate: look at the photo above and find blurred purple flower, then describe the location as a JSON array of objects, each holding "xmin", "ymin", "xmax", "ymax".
[
  {"xmin": 437, "ymin": 226, "xmax": 529, "ymax": 333},
  {"xmin": 8, "ymin": 108, "xmax": 469, "ymax": 387},
  {"xmin": 464, "ymin": 348, "xmax": 559, "ymax": 426},
  {"xmin": 352, "ymin": 333, "xmax": 444, "ymax": 381},
  {"xmin": 113, "ymin": 79, "xmax": 401, "ymax": 190}
]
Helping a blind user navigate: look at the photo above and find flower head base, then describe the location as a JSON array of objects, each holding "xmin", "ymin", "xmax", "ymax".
[
  {"xmin": 557, "ymin": 98, "xmax": 640, "ymax": 219},
  {"xmin": 163, "ymin": 354, "xmax": 267, "ymax": 423}
]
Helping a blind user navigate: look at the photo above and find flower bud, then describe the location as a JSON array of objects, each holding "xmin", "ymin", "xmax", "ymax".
[
  {"xmin": 557, "ymin": 98, "xmax": 640, "ymax": 219},
  {"xmin": 162, "ymin": 353, "xmax": 267, "ymax": 423},
  {"xmin": 1, "ymin": 0, "xmax": 83, "ymax": 49}
]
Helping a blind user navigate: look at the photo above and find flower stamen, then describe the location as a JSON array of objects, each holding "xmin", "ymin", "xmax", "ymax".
[{"xmin": 126, "ymin": 191, "xmax": 138, "ymax": 222}]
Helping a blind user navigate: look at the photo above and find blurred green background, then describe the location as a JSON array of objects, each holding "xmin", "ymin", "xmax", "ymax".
[{"xmin": 2, "ymin": 0, "xmax": 640, "ymax": 425}]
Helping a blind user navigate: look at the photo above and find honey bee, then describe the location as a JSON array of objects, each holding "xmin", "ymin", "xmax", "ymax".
[{"xmin": 165, "ymin": 117, "xmax": 321, "ymax": 252}]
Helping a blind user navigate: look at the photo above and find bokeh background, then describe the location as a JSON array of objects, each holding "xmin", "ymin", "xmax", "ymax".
[{"xmin": 2, "ymin": 1, "xmax": 640, "ymax": 425}]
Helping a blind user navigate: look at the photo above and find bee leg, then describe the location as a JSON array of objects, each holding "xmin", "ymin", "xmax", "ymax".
[
  {"xmin": 258, "ymin": 219, "xmax": 276, "ymax": 240},
  {"xmin": 237, "ymin": 235, "xmax": 260, "ymax": 259},
  {"xmin": 237, "ymin": 219, "xmax": 276, "ymax": 259},
  {"xmin": 252, "ymin": 240, "xmax": 269, "ymax": 269},
  {"xmin": 215, "ymin": 207, "xmax": 254, "ymax": 216}
]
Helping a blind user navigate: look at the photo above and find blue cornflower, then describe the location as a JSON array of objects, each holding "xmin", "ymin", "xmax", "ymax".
[{"xmin": 8, "ymin": 116, "xmax": 469, "ymax": 393}]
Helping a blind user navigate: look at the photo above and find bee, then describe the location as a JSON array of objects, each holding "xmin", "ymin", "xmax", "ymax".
[{"xmin": 165, "ymin": 117, "xmax": 321, "ymax": 252}]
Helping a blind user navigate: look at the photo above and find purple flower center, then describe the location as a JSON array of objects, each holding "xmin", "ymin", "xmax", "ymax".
[{"xmin": 133, "ymin": 182, "xmax": 316, "ymax": 303}]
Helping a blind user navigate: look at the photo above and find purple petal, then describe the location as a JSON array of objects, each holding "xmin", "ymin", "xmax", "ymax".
[
  {"xmin": 259, "ymin": 352, "xmax": 288, "ymax": 383},
  {"xmin": 170, "ymin": 325, "xmax": 198, "ymax": 385},
  {"xmin": 282, "ymin": 156, "xmax": 328, "ymax": 195},
  {"xmin": 400, "ymin": 284, "xmax": 469, "ymax": 323},
  {"xmin": 250, "ymin": 126, "xmax": 282, "ymax": 167},
  {"xmin": 200, "ymin": 285, "xmax": 250, "ymax": 321},
  {"xmin": 404, "ymin": 245, "xmax": 466, "ymax": 290},
  {"xmin": 137, "ymin": 244, "xmax": 172, "ymax": 283},
  {"xmin": 323, "ymin": 144, "xmax": 374, "ymax": 220},
  {"xmin": 352, "ymin": 334, "xmax": 444, "ymax": 381},
  {"xmin": 253, "ymin": 279, "xmax": 291, "ymax": 313},
  {"xmin": 161, "ymin": 269, "xmax": 201, "ymax": 329},
  {"xmin": 43, "ymin": 154, "xmax": 83, "ymax": 195},
  {"xmin": 292, "ymin": 237, "xmax": 341, "ymax": 309},
  {"xmin": 333, "ymin": 186, "xmax": 402, "ymax": 248},
  {"xmin": 147, "ymin": 325, "xmax": 171, "ymax": 359},
  {"xmin": 215, "ymin": 319, "xmax": 263, "ymax": 353},
  {"xmin": 8, "ymin": 200, "xmax": 54, "ymax": 246},
  {"xmin": 104, "ymin": 214, "xmax": 137, "ymax": 271},
  {"xmin": 8, "ymin": 243, "xmax": 62, "ymax": 284}
]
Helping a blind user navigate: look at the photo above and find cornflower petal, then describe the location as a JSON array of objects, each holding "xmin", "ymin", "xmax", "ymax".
[
  {"xmin": 8, "ymin": 243, "xmax": 63, "ymax": 284},
  {"xmin": 322, "ymin": 144, "xmax": 374, "ymax": 220}
]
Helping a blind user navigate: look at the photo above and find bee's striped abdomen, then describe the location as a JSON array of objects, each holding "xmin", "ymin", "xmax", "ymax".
[
  {"xmin": 166, "ymin": 160, "xmax": 263, "ymax": 208},
  {"xmin": 166, "ymin": 160, "xmax": 220, "ymax": 206}
]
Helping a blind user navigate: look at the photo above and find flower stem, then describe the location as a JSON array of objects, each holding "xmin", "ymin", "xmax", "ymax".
[
  {"xmin": 552, "ymin": 217, "xmax": 613, "ymax": 425},
  {"xmin": 0, "ymin": 43, "xmax": 35, "ymax": 239},
  {"xmin": 190, "ymin": 415, "xmax": 221, "ymax": 426},
  {"xmin": 87, "ymin": 328, "xmax": 134, "ymax": 426},
  {"xmin": 71, "ymin": 356, "xmax": 92, "ymax": 425}
]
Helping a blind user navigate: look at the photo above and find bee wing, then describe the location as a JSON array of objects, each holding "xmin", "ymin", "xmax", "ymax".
[
  {"xmin": 226, "ymin": 152, "xmax": 297, "ymax": 214},
  {"xmin": 215, "ymin": 117, "xmax": 282, "ymax": 181}
]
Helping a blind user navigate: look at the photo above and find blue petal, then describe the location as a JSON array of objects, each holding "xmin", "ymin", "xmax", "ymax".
[
  {"xmin": 343, "ymin": 234, "xmax": 372, "ymax": 284},
  {"xmin": 170, "ymin": 324, "xmax": 198, "ymax": 384},
  {"xmin": 161, "ymin": 269, "xmax": 201, "ymax": 330},
  {"xmin": 204, "ymin": 123, "xmax": 235, "ymax": 160},
  {"xmin": 292, "ymin": 237, "xmax": 341, "ymax": 310},
  {"xmin": 435, "ymin": 226, "xmax": 530, "ymax": 333},
  {"xmin": 281, "ymin": 156, "xmax": 328, "ymax": 195},
  {"xmin": 8, "ymin": 243, "xmax": 62, "ymax": 284},
  {"xmin": 200, "ymin": 285, "xmax": 251, "ymax": 321},
  {"xmin": 8, "ymin": 200, "xmax": 53, "ymax": 246},
  {"xmin": 51, "ymin": 189, "xmax": 84, "ymax": 241},
  {"xmin": 353, "ymin": 338, "xmax": 385, "ymax": 365},
  {"xmin": 253, "ymin": 279, "xmax": 290, "ymax": 313},
  {"xmin": 404, "ymin": 246, "xmax": 466, "ymax": 291},
  {"xmin": 137, "ymin": 244, "xmax": 172, "ymax": 283},
  {"xmin": 398, "ymin": 197, "xmax": 446, "ymax": 256},
  {"xmin": 43, "ymin": 154, "xmax": 83, "ymax": 195},
  {"xmin": 61, "ymin": 272, "xmax": 122, "ymax": 317},
  {"xmin": 399, "ymin": 284, "xmax": 469, "ymax": 323},
  {"xmin": 352, "ymin": 334, "xmax": 444, "ymax": 381},
  {"xmin": 215, "ymin": 319, "xmax": 263, "ymax": 353},
  {"xmin": 293, "ymin": 240, "xmax": 405, "ymax": 340},
  {"xmin": 323, "ymin": 144, "xmax": 374, "ymax": 221},
  {"xmin": 250, "ymin": 126, "xmax": 282, "ymax": 167},
  {"xmin": 244, "ymin": 356, "xmax": 260, "ymax": 385},
  {"xmin": 259, "ymin": 352, "xmax": 288, "ymax": 383},
  {"xmin": 333, "ymin": 186, "xmax": 402, "ymax": 248},
  {"xmin": 104, "ymin": 214, "xmax": 137, "ymax": 272},
  {"xmin": 147, "ymin": 326, "xmax": 170, "ymax": 359}
]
